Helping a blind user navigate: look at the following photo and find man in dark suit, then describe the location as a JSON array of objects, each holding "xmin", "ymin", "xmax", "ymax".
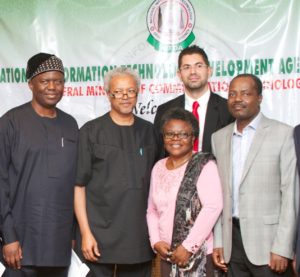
[{"xmin": 154, "ymin": 45, "xmax": 234, "ymax": 154}]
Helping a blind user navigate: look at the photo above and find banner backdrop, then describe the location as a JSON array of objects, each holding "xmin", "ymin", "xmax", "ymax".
[{"xmin": 0, "ymin": 0, "xmax": 299, "ymax": 127}]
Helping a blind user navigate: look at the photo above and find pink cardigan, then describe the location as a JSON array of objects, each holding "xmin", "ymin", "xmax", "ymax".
[{"xmin": 146, "ymin": 158, "xmax": 223, "ymax": 254}]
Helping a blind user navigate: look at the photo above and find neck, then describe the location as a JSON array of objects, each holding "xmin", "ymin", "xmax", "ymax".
[
  {"xmin": 236, "ymin": 121, "xmax": 247, "ymax": 133},
  {"xmin": 31, "ymin": 102, "xmax": 57, "ymax": 118},
  {"xmin": 185, "ymin": 85, "xmax": 209, "ymax": 100},
  {"xmin": 109, "ymin": 111, "xmax": 134, "ymax": 126},
  {"xmin": 236, "ymin": 111, "xmax": 260, "ymax": 133},
  {"xmin": 166, "ymin": 152, "xmax": 193, "ymax": 170}
]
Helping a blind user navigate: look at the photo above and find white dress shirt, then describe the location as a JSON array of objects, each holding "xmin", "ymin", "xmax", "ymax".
[
  {"xmin": 185, "ymin": 90, "xmax": 210, "ymax": 152},
  {"xmin": 231, "ymin": 112, "xmax": 262, "ymax": 217}
]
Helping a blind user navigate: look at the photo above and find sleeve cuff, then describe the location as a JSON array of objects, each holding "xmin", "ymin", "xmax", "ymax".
[
  {"xmin": 2, "ymin": 225, "xmax": 18, "ymax": 244},
  {"xmin": 182, "ymin": 240, "xmax": 200, "ymax": 254}
]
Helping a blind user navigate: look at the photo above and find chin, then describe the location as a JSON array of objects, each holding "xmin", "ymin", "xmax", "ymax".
[
  {"xmin": 43, "ymin": 101, "xmax": 60, "ymax": 108},
  {"xmin": 120, "ymin": 109, "xmax": 134, "ymax": 114}
]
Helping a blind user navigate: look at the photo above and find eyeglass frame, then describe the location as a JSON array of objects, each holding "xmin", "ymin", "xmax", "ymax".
[
  {"xmin": 179, "ymin": 62, "xmax": 209, "ymax": 72},
  {"xmin": 163, "ymin": 131, "xmax": 194, "ymax": 140},
  {"xmin": 109, "ymin": 88, "xmax": 138, "ymax": 99}
]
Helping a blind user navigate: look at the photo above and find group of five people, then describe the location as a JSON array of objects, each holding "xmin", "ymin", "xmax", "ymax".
[{"xmin": 0, "ymin": 45, "xmax": 299, "ymax": 277}]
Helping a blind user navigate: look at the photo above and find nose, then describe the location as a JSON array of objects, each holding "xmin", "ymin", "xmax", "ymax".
[
  {"xmin": 47, "ymin": 81, "xmax": 56, "ymax": 90},
  {"xmin": 121, "ymin": 92, "xmax": 129, "ymax": 99},
  {"xmin": 190, "ymin": 66, "xmax": 196, "ymax": 74},
  {"xmin": 234, "ymin": 92, "xmax": 242, "ymax": 102},
  {"xmin": 171, "ymin": 134, "xmax": 181, "ymax": 140}
]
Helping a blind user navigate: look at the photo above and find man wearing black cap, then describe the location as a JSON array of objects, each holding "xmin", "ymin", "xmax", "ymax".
[{"xmin": 0, "ymin": 53, "xmax": 78, "ymax": 276}]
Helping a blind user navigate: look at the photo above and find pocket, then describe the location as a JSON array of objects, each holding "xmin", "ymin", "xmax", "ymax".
[
  {"xmin": 48, "ymin": 135, "xmax": 77, "ymax": 177},
  {"xmin": 92, "ymin": 143, "xmax": 106, "ymax": 160}
]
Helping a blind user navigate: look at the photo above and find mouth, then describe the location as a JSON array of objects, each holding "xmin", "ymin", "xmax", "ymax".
[
  {"xmin": 188, "ymin": 76, "xmax": 200, "ymax": 81},
  {"xmin": 232, "ymin": 104, "xmax": 245, "ymax": 111},
  {"xmin": 169, "ymin": 143, "xmax": 182, "ymax": 148},
  {"xmin": 120, "ymin": 101, "xmax": 132, "ymax": 106},
  {"xmin": 45, "ymin": 93, "xmax": 60, "ymax": 99}
]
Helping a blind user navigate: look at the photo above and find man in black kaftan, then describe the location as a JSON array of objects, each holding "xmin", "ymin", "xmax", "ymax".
[
  {"xmin": 0, "ymin": 53, "xmax": 78, "ymax": 277},
  {"xmin": 74, "ymin": 67, "xmax": 158, "ymax": 277}
]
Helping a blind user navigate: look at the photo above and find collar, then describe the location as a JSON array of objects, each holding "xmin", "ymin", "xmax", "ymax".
[
  {"xmin": 233, "ymin": 112, "xmax": 262, "ymax": 135},
  {"xmin": 185, "ymin": 89, "xmax": 211, "ymax": 109}
]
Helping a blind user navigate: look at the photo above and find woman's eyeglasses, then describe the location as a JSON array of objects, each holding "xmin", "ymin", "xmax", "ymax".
[{"xmin": 163, "ymin": 132, "xmax": 193, "ymax": 140}]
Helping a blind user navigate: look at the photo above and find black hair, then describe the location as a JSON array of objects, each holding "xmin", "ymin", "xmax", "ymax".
[
  {"xmin": 178, "ymin": 45, "xmax": 210, "ymax": 68},
  {"xmin": 231, "ymin": 73, "xmax": 263, "ymax": 95},
  {"xmin": 160, "ymin": 107, "xmax": 199, "ymax": 138}
]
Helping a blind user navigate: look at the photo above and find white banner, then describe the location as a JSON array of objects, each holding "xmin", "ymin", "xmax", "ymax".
[{"xmin": 0, "ymin": 0, "xmax": 299, "ymax": 127}]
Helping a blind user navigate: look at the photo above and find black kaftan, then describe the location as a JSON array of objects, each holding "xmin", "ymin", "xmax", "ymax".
[
  {"xmin": 75, "ymin": 113, "xmax": 158, "ymax": 264},
  {"xmin": 0, "ymin": 102, "xmax": 78, "ymax": 266}
]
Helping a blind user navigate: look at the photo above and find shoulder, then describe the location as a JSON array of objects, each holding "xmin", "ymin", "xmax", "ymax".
[
  {"xmin": 152, "ymin": 158, "xmax": 168, "ymax": 174},
  {"xmin": 154, "ymin": 95, "xmax": 184, "ymax": 128},
  {"xmin": 194, "ymin": 152, "xmax": 215, "ymax": 162},
  {"xmin": 209, "ymin": 92, "xmax": 231, "ymax": 115},
  {"xmin": 135, "ymin": 116, "xmax": 154, "ymax": 128},
  {"xmin": 262, "ymin": 116, "xmax": 293, "ymax": 133},
  {"xmin": 2, "ymin": 102, "xmax": 30, "ymax": 117},
  {"xmin": 156, "ymin": 95, "xmax": 184, "ymax": 113},
  {"xmin": 294, "ymin": 124, "xmax": 300, "ymax": 138},
  {"xmin": 209, "ymin": 92, "xmax": 228, "ymax": 105},
  {"xmin": 80, "ymin": 114, "xmax": 106, "ymax": 133},
  {"xmin": 212, "ymin": 122, "xmax": 234, "ymax": 139},
  {"xmin": 0, "ymin": 102, "xmax": 30, "ymax": 125}
]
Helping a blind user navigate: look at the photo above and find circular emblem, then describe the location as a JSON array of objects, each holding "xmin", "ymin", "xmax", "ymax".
[{"xmin": 147, "ymin": 0, "xmax": 195, "ymax": 52}]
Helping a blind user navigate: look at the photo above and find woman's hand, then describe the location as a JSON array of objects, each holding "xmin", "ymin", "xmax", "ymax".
[
  {"xmin": 81, "ymin": 232, "xmax": 101, "ymax": 262},
  {"xmin": 154, "ymin": 241, "xmax": 171, "ymax": 260},
  {"xmin": 170, "ymin": 245, "xmax": 192, "ymax": 267}
]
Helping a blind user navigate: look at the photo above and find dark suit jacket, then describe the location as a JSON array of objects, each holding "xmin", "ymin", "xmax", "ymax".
[
  {"xmin": 294, "ymin": 125, "xmax": 300, "ymax": 274},
  {"xmin": 154, "ymin": 92, "xmax": 234, "ymax": 155}
]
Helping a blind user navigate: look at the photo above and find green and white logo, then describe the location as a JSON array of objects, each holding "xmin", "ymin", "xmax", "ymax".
[{"xmin": 147, "ymin": 0, "xmax": 195, "ymax": 52}]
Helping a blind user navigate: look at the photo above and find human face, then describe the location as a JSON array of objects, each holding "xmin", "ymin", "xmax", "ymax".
[
  {"xmin": 177, "ymin": 53, "xmax": 212, "ymax": 98},
  {"xmin": 108, "ymin": 75, "xmax": 138, "ymax": 117},
  {"xmin": 163, "ymin": 119, "xmax": 195, "ymax": 159},
  {"xmin": 228, "ymin": 76, "xmax": 262, "ymax": 129},
  {"xmin": 29, "ymin": 71, "xmax": 64, "ymax": 110}
]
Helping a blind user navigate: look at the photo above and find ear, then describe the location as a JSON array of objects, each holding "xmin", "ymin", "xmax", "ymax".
[
  {"xmin": 191, "ymin": 136, "xmax": 196, "ymax": 145},
  {"xmin": 207, "ymin": 66, "xmax": 212, "ymax": 77},
  {"xmin": 28, "ymin": 80, "xmax": 33, "ymax": 91},
  {"xmin": 258, "ymin": 94, "xmax": 263, "ymax": 104},
  {"xmin": 177, "ymin": 69, "xmax": 182, "ymax": 81},
  {"xmin": 107, "ymin": 93, "xmax": 112, "ymax": 104}
]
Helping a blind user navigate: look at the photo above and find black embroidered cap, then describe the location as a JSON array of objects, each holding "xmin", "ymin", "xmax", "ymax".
[{"xmin": 26, "ymin": 52, "xmax": 64, "ymax": 80}]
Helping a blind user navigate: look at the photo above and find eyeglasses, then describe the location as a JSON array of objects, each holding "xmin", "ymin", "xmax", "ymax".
[
  {"xmin": 180, "ymin": 63, "xmax": 208, "ymax": 72},
  {"xmin": 163, "ymin": 131, "xmax": 193, "ymax": 140},
  {"xmin": 109, "ymin": 89, "xmax": 138, "ymax": 99}
]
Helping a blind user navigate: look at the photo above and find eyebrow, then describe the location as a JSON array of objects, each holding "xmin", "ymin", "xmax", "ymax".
[{"xmin": 182, "ymin": 62, "xmax": 205, "ymax": 66}]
